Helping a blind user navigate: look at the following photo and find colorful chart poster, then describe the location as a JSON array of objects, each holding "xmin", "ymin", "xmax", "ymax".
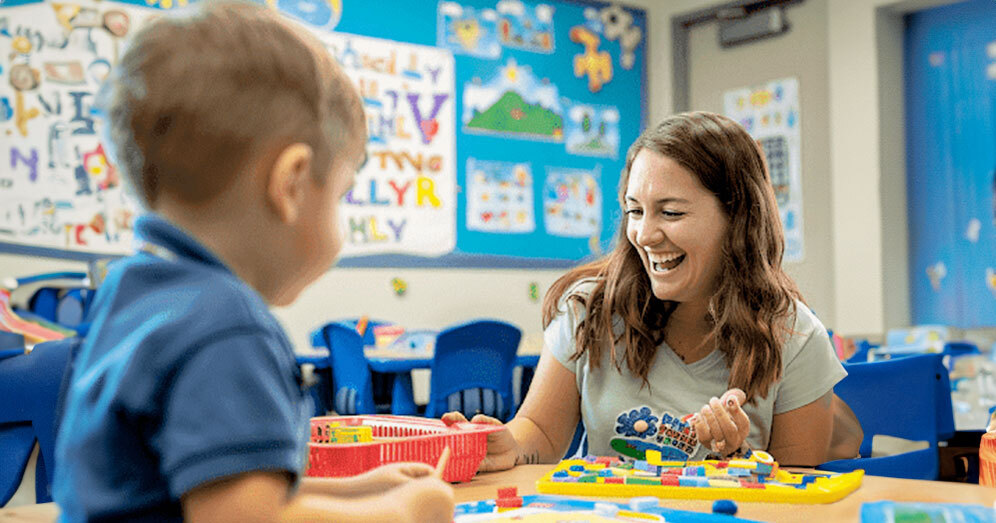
[
  {"xmin": 463, "ymin": 58, "xmax": 563, "ymax": 141},
  {"xmin": 321, "ymin": 32, "xmax": 457, "ymax": 257},
  {"xmin": 437, "ymin": 2, "xmax": 500, "ymax": 59},
  {"xmin": 564, "ymin": 101, "xmax": 619, "ymax": 158},
  {"xmin": 0, "ymin": 1, "xmax": 157, "ymax": 254},
  {"xmin": 465, "ymin": 157, "xmax": 534, "ymax": 233},
  {"xmin": 723, "ymin": 77, "xmax": 804, "ymax": 262},
  {"xmin": 543, "ymin": 166, "xmax": 601, "ymax": 238}
]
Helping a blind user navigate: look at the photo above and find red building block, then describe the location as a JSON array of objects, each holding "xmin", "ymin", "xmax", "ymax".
[{"xmin": 496, "ymin": 496, "xmax": 524, "ymax": 508}]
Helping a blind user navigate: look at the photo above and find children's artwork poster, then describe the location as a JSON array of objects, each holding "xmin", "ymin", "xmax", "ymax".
[
  {"xmin": 543, "ymin": 166, "xmax": 601, "ymax": 238},
  {"xmin": 0, "ymin": 0, "xmax": 158, "ymax": 255},
  {"xmin": 564, "ymin": 100, "xmax": 619, "ymax": 158},
  {"xmin": 437, "ymin": 2, "xmax": 501, "ymax": 59},
  {"xmin": 462, "ymin": 58, "xmax": 564, "ymax": 142},
  {"xmin": 0, "ymin": 0, "xmax": 647, "ymax": 267},
  {"xmin": 496, "ymin": 0, "xmax": 554, "ymax": 54},
  {"xmin": 465, "ymin": 157, "xmax": 535, "ymax": 233},
  {"xmin": 723, "ymin": 77, "xmax": 804, "ymax": 263},
  {"xmin": 318, "ymin": 32, "xmax": 457, "ymax": 258}
]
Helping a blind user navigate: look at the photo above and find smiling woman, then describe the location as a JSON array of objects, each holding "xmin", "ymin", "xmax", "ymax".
[{"xmin": 443, "ymin": 111, "xmax": 862, "ymax": 472}]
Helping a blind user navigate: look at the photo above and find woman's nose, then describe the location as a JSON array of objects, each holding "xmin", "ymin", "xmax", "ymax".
[{"xmin": 635, "ymin": 218, "xmax": 663, "ymax": 247}]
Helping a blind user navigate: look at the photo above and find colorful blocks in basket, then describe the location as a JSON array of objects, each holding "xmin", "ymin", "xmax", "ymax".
[{"xmin": 327, "ymin": 426, "xmax": 373, "ymax": 443}]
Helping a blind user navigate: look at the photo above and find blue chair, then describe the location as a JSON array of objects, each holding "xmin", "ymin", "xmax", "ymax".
[
  {"xmin": 321, "ymin": 322, "xmax": 379, "ymax": 415},
  {"xmin": 818, "ymin": 353, "xmax": 954, "ymax": 480},
  {"xmin": 316, "ymin": 321, "xmax": 418, "ymax": 416},
  {"xmin": 564, "ymin": 421, "xmax": 587, "ymax": 459},
  {"xmin": 847, "ymin": 339, "xmax": 875, "ymax": 363},
  {"xmin": 424, "ymin": 319, "xmax": 521, "ymax": 422},
  {"xmin": 0, "ymin": 337, "xmax": 80, "ymax": 505}
]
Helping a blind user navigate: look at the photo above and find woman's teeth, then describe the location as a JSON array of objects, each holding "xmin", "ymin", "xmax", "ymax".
[{"xmin": 651, "ymin": 254, "xmax": 685, "ymax": 273}]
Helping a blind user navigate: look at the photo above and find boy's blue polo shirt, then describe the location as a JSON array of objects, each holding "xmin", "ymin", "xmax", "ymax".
[{"xmin": 53, "ymin": 214, "xmax": 311, "ymax": 522}]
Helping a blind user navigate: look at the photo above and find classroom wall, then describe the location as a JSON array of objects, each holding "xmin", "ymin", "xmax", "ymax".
[
  {"xmin": 0, "ymin": 0, "xmax": 965, "ymax": 348},
  {"xmin": 684, "ymin": 0, "xmax": 835, "ymax": 327}
]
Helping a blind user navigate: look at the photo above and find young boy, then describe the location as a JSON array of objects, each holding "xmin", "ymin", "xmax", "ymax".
[{"xmin": 52, "ymin": 2, "xmax": 454, "ymax": 521}]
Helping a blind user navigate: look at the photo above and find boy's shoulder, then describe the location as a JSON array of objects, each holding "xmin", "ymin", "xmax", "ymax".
[{"xmin": 111, "ymin": 251, "xmax": 274, "ymax": 331}]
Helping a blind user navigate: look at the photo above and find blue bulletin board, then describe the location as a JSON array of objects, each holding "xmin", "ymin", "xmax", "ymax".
[
  {"xmin": 905, "ymin": 0, "xmax": 996, "ymax": 327},
  {"xmin": 0, "ymin": 0, "xmax": 647, "ymax": 267}
]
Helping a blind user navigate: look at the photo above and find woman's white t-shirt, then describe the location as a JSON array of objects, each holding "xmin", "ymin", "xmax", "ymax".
[{"xmin": 545, "ymin": 279, "xmax": 847, "ymax": 461}]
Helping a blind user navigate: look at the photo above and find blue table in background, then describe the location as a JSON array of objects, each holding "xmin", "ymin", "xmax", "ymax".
[{"xmin": 298, "ymin": 338, "xmax": 543, "ymax": 415}]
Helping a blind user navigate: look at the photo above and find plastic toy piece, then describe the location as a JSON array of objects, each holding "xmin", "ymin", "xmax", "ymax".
[
  {"xmin": 594, "ymin": 502, "xmax": 620, "ymax": 517},
  {"xmin": 629, "ymin": 497, "xmax": 658, "ymax": 511},
  {"xmin": 454, "ymin": 494, "xmax": 761, "ymax": 522},
  {"xmin": 712, "ymin": 499, "xmax": 738, "ymax": 515},
  {"xmin": 497, "ymin": 487, "xmax": 518, "ymax": 499},
  {"xmin": 535, "ymin": 452, "xmax": 864, "ymax": 504},
  {"xmin": 495, "ymin": 496, "xmax": 523, "ymax": 508}
]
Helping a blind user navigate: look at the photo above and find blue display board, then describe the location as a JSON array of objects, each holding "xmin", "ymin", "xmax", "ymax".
[
  {"xmin": 0, "ymin": 0, "xmax": 647, "ymax": 268},
  {"xmin": 905, "ymin": 0, "xmax": 996, "ymax": 327}
]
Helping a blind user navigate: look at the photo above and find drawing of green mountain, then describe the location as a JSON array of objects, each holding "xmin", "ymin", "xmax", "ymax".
[
  {"xmin": 467, "ymin": 90, "xmax": 563, "ymax": 139},
  {"xmin": 575, "ymin": 136, "xmax": 609, "ymax": 152}
]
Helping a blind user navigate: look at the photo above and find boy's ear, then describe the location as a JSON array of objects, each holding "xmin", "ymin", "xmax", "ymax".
[{"xmin": 266, "ymin": 143, "xmax": 313, "ymax": 224}]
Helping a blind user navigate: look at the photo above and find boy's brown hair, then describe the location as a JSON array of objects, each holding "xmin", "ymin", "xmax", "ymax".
[{"xmin": 101, "ymin": 0, "xmax": 364, "ymax": 207}]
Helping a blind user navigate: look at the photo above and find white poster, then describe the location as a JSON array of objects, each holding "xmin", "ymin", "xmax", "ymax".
[
  {"xmin": 0, "ymin": 1, "xmax": 157, "ymax": 254},
  {"xmin": 320, "ymin": 33, "xmax": 456, "ymax": 258},
  {"xmin": 723, "ymin": 77, "xmax": 804, "ymax": 263}
]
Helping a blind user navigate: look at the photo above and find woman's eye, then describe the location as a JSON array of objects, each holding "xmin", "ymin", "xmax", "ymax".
[
  {"xmin": 624, "ymin": 209, "xmax": 643, "ymax": 216},
  {"xmin": 662, "ymin": 211, "xmax": 685, "ymax": 218}
]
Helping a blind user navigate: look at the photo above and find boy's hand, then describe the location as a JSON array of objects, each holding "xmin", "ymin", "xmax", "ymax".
[
  {"xmin": 389, "ymin": 477, "xmax": 455, "ymax": 523},
  {"xmin": 357, "ymin": 462, "xmax": 435, "ymax": 490},
  {"xmin": 442, "ymin": 412, "xmax": 517, "ymax": 472},
  {"xmin": 691, "ymin": 388, "xmax": 750, "ymax": 456}
]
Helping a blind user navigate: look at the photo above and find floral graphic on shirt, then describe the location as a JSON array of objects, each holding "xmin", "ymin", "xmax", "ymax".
[
  {"xmin": 615, "ymin": 407, "xmax": 658, "ymax": 438},
  {"xmin": 609, "ymin": 406, "xmax": 700, "ymax": 462}
]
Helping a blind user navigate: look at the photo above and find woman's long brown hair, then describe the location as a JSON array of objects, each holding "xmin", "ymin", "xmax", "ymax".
[{"xmin": 542, "ymin": 112, "xmax": 802, "ymax": 402}]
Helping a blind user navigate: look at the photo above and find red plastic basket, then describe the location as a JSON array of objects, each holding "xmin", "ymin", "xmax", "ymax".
[{"xmin": 306, "ymin": 415, "xmax": 501, "ymax": 483}]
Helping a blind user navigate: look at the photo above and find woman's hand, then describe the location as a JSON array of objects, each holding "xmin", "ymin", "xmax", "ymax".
[
  {"xmin": 691, "ymin": 388, "xmax": 750, "ymax": 456},
  {"xmin": 442, "ymin": 412, "xmax": 518, "ymax": 472}
]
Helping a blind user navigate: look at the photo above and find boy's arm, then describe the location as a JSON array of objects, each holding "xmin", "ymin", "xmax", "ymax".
[
  {"xmin": 182, "ymin": 471, "xmax": 454, "ymax": 523},
  {"xmin": 297, "ymin": 462, "xmax": 435, "ymax": 497}
]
